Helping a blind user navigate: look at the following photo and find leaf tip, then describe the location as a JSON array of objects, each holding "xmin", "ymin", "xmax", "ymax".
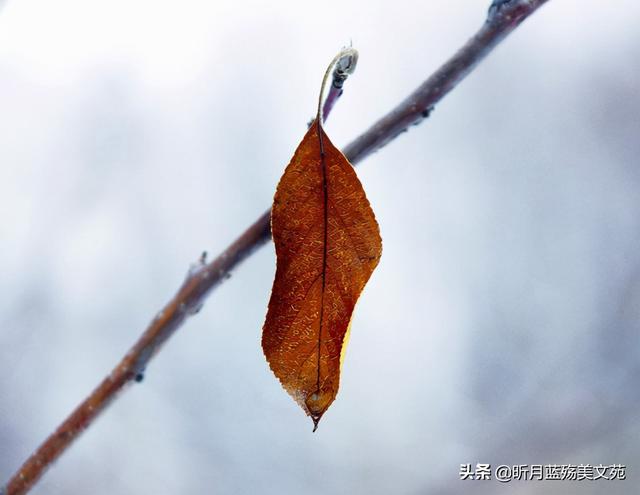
[{"xmin": 305, "ymin": 388, "xmax": 333, "ymax": 432}]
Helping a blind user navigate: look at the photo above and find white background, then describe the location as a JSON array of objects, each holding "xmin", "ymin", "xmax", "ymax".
[{"xmin": 1, "ymin": 1, "xmax": 639, "ymax": 493}]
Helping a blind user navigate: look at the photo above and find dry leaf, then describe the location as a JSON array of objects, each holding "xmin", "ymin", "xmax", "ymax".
[{"xmin": 262, "ymin": 98, "xmax": 382, "ymax": 430}]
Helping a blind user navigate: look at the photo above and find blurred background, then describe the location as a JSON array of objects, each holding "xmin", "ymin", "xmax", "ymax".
[{"xmin": 1, "ymin": 0, "xmax": 639, "ymax": 493}]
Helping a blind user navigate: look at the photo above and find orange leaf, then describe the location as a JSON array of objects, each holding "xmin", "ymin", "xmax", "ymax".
[{"xmin": 262, "ymin": 117, "xmax": 382, "ymax": 430}]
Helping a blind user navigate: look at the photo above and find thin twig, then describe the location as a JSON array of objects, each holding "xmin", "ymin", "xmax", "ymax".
[{"xmin": 3, "ymin": 1, "xmax": 549, "ymax": 494}]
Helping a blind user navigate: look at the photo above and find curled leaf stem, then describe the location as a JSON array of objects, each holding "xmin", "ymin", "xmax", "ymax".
[{"xmin": 317, "ymin": 47, "xmax": 359, "ymax": 127}]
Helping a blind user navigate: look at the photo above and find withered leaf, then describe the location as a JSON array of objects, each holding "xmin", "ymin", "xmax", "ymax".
[{"xmin": 262, "ymin": 118, "xmax": 382, "ymax": 430}]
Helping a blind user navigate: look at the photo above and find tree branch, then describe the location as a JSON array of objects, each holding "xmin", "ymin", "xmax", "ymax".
[{"xmin": 2, "ymin": 1, "xmax": 550, "ymax": 494}]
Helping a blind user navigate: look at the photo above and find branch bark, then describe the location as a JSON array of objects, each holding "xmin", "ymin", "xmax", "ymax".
[{"xmin": 2, "ymin": 1, "xmax": 550, "ymax": 494}]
